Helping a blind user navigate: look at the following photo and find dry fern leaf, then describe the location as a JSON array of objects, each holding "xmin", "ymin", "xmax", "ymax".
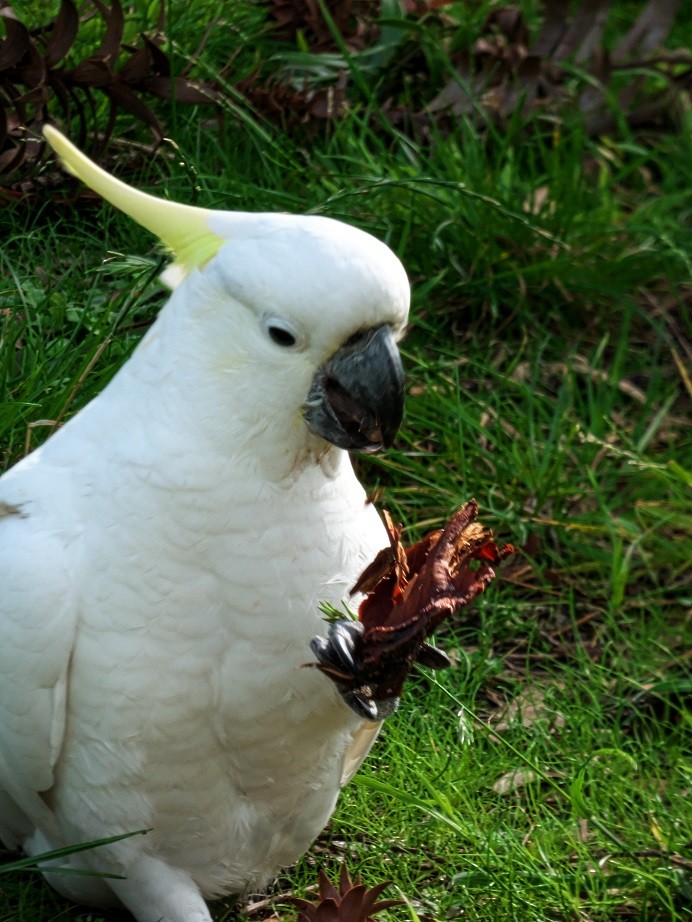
[
  {"xmin": 269, "ymin": 0, "xmax": 380, "ymax": 54},
  {"xmin": 0, "ymin": 0, "xmax": 215, "ymax": 195},
  {"xmin": 289, "ymin": 865, "xmax": 401, "ymax": 922},
  {"xmin": 428, "ymin": 0, "xmax": 691, "ymax": 135}
]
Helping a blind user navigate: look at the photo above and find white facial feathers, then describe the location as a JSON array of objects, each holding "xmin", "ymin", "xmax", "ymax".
[{"xmin": 204, "ymin": 214, "xmax": 410, "ymax": 353}]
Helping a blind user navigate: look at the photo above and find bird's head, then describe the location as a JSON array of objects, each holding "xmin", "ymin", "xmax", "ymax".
[{"xmin": 43, "ymin": 127, "xmax": 409, "ymax": 458}]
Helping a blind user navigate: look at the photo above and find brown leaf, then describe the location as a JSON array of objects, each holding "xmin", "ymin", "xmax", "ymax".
[
  {"xmin": 320, "ymin": 869, "xmax": 341, "ymax": 903},
  {"xmin": 0, "ymin": 8, "xmax": 30, "ymax": 72},
  {"xmin": 142, "ymin": 75, "xmax": 216, "ymax": 105},
  {"xmin": 44, "ymin": 0, "xmax": 79, "ymax": 68},
  {"xmin": 288, "ymin": 866, "xmax": 401, "ymax": 922},
  {"xmin": 0, "ymin": 141, "xmax": 27, "ymax": 177},
  {"xmin": 142, "ymin": 35, "xmax": 170, "ymax": 76},
  {"xmin": 16, "ymin": 31, "xmax": 46, "ymax": 88},
  {"xmin": 1, "ymin": 0, "xmax": 219, "ymax": 194},
  {"xmin": 313, "ymin": 501, "xmax": 514, "ymax": 708},
  {"xmin": 532, "ymin": 0, "xmax": 570, "ymax": 57},
  {"xmin": 486, "ymin": 5, "xmax": 529, "ymax": 46},
  {"xmin": 90, "ymin": 0, "xmax": 125, "ymax": 63},
  {"xmin": 68, "ymin": 58, "xmax": 112, "ymax": 87},
  {"xmin": 269, "ymin": 0, "xmax": 379, "ymax": 54},
  {"xmin": 104, "ymin": 81, "xmax": 162, "ymax": 137},
  {"xmin": 613, "ymin": 0, "xmax": 681, "ymax": 63},
  {"xmin": 358, "ymin": 500, "xmax": 512, "ymax": 645},
  {"xmin": 117, "ymin": 44, "xmax": 152, "ymax": 84},
  {"xmin": 550, "ymin": 0, "xmax": 610, "ymax": 64},
  {"xmin": 351, "ymin": 509, "xmax": 410, "ymax": 596},
  {"xmin": 424, "ymin": 0, "xmax": 689, "ymax": 138}
]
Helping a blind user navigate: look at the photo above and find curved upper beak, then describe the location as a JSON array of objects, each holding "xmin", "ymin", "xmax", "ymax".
[{"xmin": 303, "ymin": 324, "xmax": 405, "ymax": 453}]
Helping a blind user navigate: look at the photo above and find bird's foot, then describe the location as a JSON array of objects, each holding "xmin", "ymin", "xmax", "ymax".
[
  {"xmin": 310, "ymin": 617, "xmax": 453, "ymax": 721},
  {"xmin": 310, "ymin": 620, "xmax": 399, "ymax": 721}
]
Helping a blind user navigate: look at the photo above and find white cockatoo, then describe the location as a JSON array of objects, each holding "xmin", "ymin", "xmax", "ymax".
[{"xmin": 0, "ymin": 127, "xmax": 410, "ymax": 922}]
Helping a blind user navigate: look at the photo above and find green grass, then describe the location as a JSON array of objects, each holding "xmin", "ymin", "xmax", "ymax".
[{"xmin": 1, "ymin": 1, "xmax": 690, "ymax": 920}]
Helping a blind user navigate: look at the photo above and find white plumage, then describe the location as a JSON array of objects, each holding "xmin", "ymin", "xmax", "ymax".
[{"xmin": 0, "ymin": 129, "xmax": 409, "ymax": 922}]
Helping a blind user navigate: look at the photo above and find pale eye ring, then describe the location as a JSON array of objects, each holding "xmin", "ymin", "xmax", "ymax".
[{"xmin": 261, "ymin": 315, "xmax": 304, "ymax": 350}]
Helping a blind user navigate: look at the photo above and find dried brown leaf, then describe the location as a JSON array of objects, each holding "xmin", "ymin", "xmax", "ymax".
[
  {"xmin": 142, "ymin": 74, "xmax": 216, "ymax": 105},
  {"xmin": 533, "ymin": 0, "xmax": 570, "ymax": 57},
  {"xmin": 312, "ymin": 501, "xmax": 514, "ymax": 710},
  {"xmin": 0, "ymin": 0, "xmax": 218, "ymax": 194},
  {"xmin": 117, "ymin": 43, "xmax": 153, "ymax": 84},
  {"xmin": 105, "ymin": 82, "xmax": 162, "ymax": 137},
  {"xmin": 44, "ymin": 0, "xmax": 79, "ymax": 68},
  {"xmin": 142, "ymin": 35, "xmax": 170, "ymax": 76},
  {"xmin": 288, "ymin": 866, "xmax": 401, "ymax": 922},
  {"xmin": 90, "ymin": 0, "xmax": 124, "ymax": 62},
  {"xmin": 69, "ymin": 58, "xmax": 111, "ymax": 87},
  {"xmin": 425, "ymin": 0, "xmax": 689, "ymax": 138},
  {"xmin": 613, "ymin": 0, "xmax": 681, "ymax": 63},
  {"xmin": 0, "ymin": 8, "xmax": 30, "ymax": 72},
  {"xmin": 551, "ymin": 0, "xmax": 610, "ymax": 64},
  {"xmin": 270, "ymin": 0, "xmax": 379, "ymax": 54}
]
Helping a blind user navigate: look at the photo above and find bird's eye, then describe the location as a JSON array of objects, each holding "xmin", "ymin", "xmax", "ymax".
[
  {"xmin": 262, "ymin": 315, "xmax": 303, "ymax": 350},
  {"xmin": 268, "ymin": 326, "xmax": 297, "ymax": 347}
]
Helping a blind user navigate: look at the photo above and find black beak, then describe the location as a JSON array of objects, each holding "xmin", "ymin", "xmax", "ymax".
[{"xmin": 303, "ymin": 324, "xmax": 405, "ymax": 453}]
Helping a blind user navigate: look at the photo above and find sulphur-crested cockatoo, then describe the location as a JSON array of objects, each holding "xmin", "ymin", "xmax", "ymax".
[{"xmin": 0, "ymin": 126, "xmax": 409, "ymax": 922}]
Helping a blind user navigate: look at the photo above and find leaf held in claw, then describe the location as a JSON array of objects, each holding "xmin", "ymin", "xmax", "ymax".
[
  {"xmin": 352, "ymin": 499, "xmax": 514, "ymax": 699},
  {"xmin": 312, "ymin": 500, "xmax": 514, "ymax": 711}
]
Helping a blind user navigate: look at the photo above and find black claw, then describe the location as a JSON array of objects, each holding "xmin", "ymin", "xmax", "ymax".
[
  {"xmin": 309, "ymin": 620, "xmax": 365, "ymax": 675},
  {"xmin": 309, "ymin": 635, "xmax": 347, "ymax": 673},
  {"xmin": 338, "ymin": 618, "xmax": 365, "ymax": 639},
  {"xmin": 370, "ymin": 696, "xmax": 400, "ymax": 719},
  {"xmin": 327, "ymin": 620, "xmax": 363, "ymax": 671},
  {"xmin": 343, "ymin": 691, "xmax": 379, "ymax": 721},
  {"xmin": 310, "ymin": 620, "xmax": 400, "ymax": 722},
  {"xmin": 416, "ymin": 642, "xmax": 452, "ymax": 670},
  {"xmin": 341, "ymin": 691, "xmax": 400, "ymax": 721}
]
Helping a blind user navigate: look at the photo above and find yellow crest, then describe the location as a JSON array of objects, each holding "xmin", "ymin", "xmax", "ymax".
[{"xmin": 44, "ymin": 126, "xmax": 224, "ymax": 282}]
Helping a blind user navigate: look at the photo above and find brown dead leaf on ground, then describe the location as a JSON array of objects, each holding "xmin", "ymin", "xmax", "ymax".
[
  {"xmin": 233, "ymin": 69, "xmax": 348, "ymax": 130},
  {"xmin": 0, "ymin": 0, "xmax": 216, "ymax": 198},
  {"xmin": 269, "ymin": 0, "xmax": 380, "ymax": 54},
  {"xmin": 255, "ymin": 0, "xmax": 690, "ymax": 139},
  {"xmin": 5, "ymin": 1, "xmax": 690, "ymax": 196},
  {"xmin": 427, "ymin": 0, "xmax": 691, "ymax": 136},
  {"xmin": 287, "ymin": 865, "xmax": 401, "ymax": 922}
]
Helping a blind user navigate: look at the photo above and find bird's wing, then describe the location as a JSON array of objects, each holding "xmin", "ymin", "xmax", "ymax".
[
  {"xmin": 0, "ymin": 500, "xmax": 79, "ymax": 846},
  {"xmin": 340, "ymin": 719, "xmax": 382, "ymax": 787}
]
